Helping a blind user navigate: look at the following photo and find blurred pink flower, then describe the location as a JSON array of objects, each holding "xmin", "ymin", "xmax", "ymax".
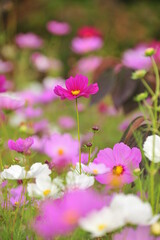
[
  {"xmin": 58, "ymin": 116, "xmax": 75, "ymax": 129},
  {"xmin": 47, "ymin": 20, "xmax": 71, "ymax": 35},
  {"xmin": 22, "ymin": 106, "xmax": 43, "ymax": 119},
  {"xmin": 94, "ymin": 142, "xmax": 142, "ymax": 188},
  {"xmin": 77, "ymin": 26, "xmax": 102, "ymax": 38},
  {"xmin": 31, "ymin": 52, "xmax": 62, "ymax": 72},
  {"xmin": 10, "ymin": 185, "xmax": 26, "ymax": 207},
  {"xmin": 44, "ymin": 133, "xmax": 79, "ymax": 169},
  {"xmin": 8, "ymin": 137, "xmax": 34, "ymax": 153},
  {"xmin": 33, "ymin": 189, "xmax": 106, "ymax": 239},
  {"xmin": 122, "ymin": 45, "xmax": 152, "ymax": 70},
  {"xmin": 72, "ymin": 37, "xmax": 103, "ymax": 54},
  {"xmin": 114, "ymin": 226, "xmax": 160, "ymax": 240},
  {"xmin": 54, "ymin": 74, "xmax": 99, "ymax": 100},
  {"xmin": 76, "ymin": 56, "xmax": 102, "ymax": 74},
  {"xmin": 0, "ymin": 93, "xmax": 25, "ymax": 111},
  {"xmin": 15, "ymin": 33, "xmax": 43, "ymax": 49},
  {"xmin": 0, "ymin": 75, "xmax": 7, "ymax": 92},
  {"xmin": 0, "ymin": 59, "xmax": 13, "ymax": 73},
  {"xmin": 150, "ymin": 40, "xmax": 160, "ymax": 62}
]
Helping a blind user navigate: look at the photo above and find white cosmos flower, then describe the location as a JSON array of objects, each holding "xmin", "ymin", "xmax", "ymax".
[
  {"xmin": 143, "ymin": 135, "xmax": 160, "ymax": 163},
  {"xmin": 66, "ymin": 170, "xmax": 94, "ymax": 190},
  {"xmin": 1, "ymin": 163, "xmax": 51, "ymax": 180},
  {"xmin": 79, "ymin": 207, "xmax": 124, "ymax": 237},
  {"xmin": 110, "ymin": 194, "xmax": 159, "ymax": 226},
  {"xmin": 27, "ymin": 176, "xmax": 60, "ymax": 199}
]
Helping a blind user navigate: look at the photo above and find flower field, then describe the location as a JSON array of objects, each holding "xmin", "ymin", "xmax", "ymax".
[{"xmin": 1, "ymin": 0, "xmax": 160, "ymax": 239}]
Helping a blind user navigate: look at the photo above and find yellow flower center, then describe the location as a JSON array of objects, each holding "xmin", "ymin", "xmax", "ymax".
[
  {"xmin": 98, "ymin": 224, "xmax": 106, "ymax": 231},
  {"xmin": 93, "ymin": 169, "xmax": 98, "ymax": 175},
  {"xmin": 58, "ymin": 148, "xmax": 64, "ymax": 156},
  {"xmin": 112, "ymin": 165, "xmax": 124, "ymax": 176},
  {"xmin": 14, "ymin": 201, "xmax": 19, "ymax": 205},
  {"xmin": 43, "ymin": 189, "xmax": 51, "ymax": 196},
  {"xmin": 71, "ymin": 90, "xmax": 80, "ymax": 96}
]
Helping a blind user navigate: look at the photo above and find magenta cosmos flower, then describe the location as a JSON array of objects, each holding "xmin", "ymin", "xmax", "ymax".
[
  {"xmin": 47, "ymin": 20, "xmax": 71, "ymax": 35},
  {"xmin": 54, "ymin": 74, "xmax": 99, "ymax": 100},
  {"xmin": 0, "ymin": 75, "xmax": 7, "ymax": 93},
  {"xmin": 8, "ymin": 137, "xmax": 34, "ymax": 154},
  {"xmin": 15, "ymin": 33, "xmax": 43, "ymax": 49},
  {"xmin": 33, "ymin": 189, "xmax": 106, "ymax": 239},
  {"xmin": 94, "ymin": 142, "xmax": 142, "ymax": 188}
]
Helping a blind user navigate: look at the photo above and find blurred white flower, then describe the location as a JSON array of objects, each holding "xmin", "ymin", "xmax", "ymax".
[
  {"xmin": 1, "ymin": 163, "xmax": 51, "ymax": 180},
  {"xmin": 79, "ymin": 207, "xmax": 124, "ymax": 237},
  {"xmin": 143, "ymin": 135, "xmax": 160, "ymax": 163},
  {"xmin": 66, "ymin": 171, "xmax": 94, "ymax": 190},
  {"xmin": 110, "ymin": 194, "xmax": 159, "ymax": 226}
]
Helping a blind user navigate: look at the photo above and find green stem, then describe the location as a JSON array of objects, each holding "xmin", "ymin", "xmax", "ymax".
[
  {"xmin": 87, "ymin": 147, "xmax": 92, "ymax": 165},
  {"xmin": 141, "ymin": 78, "xmax": 154, "ymax": 97},
  {"xmin": 75, "ymin": 98, "xmax": 81, "ymax": 174}
]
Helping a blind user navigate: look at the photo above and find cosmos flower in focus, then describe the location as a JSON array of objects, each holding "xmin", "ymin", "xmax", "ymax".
[
  {"xmin": 47, "ymin": 20, "xmax": 71, "ymax": 35},
  {"xmin": 15, "ymin": 33, "xmax": 43, "ymax": 49},
  {"xmin": 94, "ymin": 142, "xmax": 142, "ymax": 188},
  {"xmin": 54, "ymin": 74, "xmax": 99, "ymax": 100}
]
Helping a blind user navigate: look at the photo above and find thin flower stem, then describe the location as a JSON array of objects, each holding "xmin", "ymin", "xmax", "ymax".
[
  {"xmin": 75, "ymin": 98, "xmax": 81, "ymax": 174},
  {"xmin": 141, "ymin": 78, "xmax": 154, "ymax": 97},
  {"xmin": 87, "ymin": 147, "xmax": 92, "ymax": 165}
]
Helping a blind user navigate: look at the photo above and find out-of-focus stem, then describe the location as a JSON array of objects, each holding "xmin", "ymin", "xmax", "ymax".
[{"xmin": 75, "ymin": 98, "xmax": 81, "ymax": 174}]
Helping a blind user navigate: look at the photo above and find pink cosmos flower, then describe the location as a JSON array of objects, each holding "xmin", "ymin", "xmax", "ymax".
[
  {"xmin": 54, "ymin": 74, "xmax": 99, "ymax": 100},
  {"xmin": 31, "ymin": 52, "xmax": 62, "ymax": 72},
  {"xmin": 150, "ymin": 40, "xmax": 160, "ymax": 62},
  {"xmin": 77, "ymin": 26, "xmax": 102, "ymax": 39},
  {"xmin": 94, "ymin": 142, "xmax": 142, "ymax": 188},
  {"xmin": 8, "ymin": 137, "xmax": 34, "ymax": 154},
  {"xmin": 71, "ymin": 37, "xmax": 103, "ymax": 54},
  {"xmin": 15, "ymin": 33, "xmax": 43, "ymax": 49},
  {"xmin": 122, "ymin": 45, "xmax": 152, "ymax": 70},
  {"xmin": 58, "ymin": 116, "xmax": 75, "ymax": 129},
  {"xmin": 10, "ymin": 185, "xmax": 26, "ymax": 207},
  {"xmin": 113, "ymin": 226, "xmax": 160, "ymax": 240},
  {"xmin": 44, "ymin": 133, "xmax": 79, "ymax": 169},
  {"xmin": 0, "ymin": 75, "xmax": 7, "ymax": 92},
  {"xmin": 0, "ymin": 59, "xmax": 13, "ymax": 73},
  {"xmin": 33, "ymin": 189, "xmax": 106, "ymax": 239},
  {"xmin": 82, "ymin": 162, "xmax": 109, "ymax": 175},
  {"xmin": 47, "ymin": 20, "xmax": 71, "ymax": 35},
  {"xmin": 76, "ymin": 56, "xmax": 102, "ymax": 74},
  {"xmin": 22, "ymin": 106, "xmax": 43, "ymax": 119},
  {"xmin": 0, "ymin": 93, "xmax": 25, "ymax": 111}
]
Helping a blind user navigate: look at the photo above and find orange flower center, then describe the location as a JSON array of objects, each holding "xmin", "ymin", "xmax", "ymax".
[
  {"xmin": 112, "ymin": 165, "xmax": 124, "ymax": 176},
  {"xmin": 71, "ymin": 90, "xmax": 80, "ymax": 96},
  {"xmin": 58, "ymin": 148, "xmax": 64, "ymax": 156},
  {"xmin": 63, "ymin": 210, "xmax": 79, "ymax": 225},
  {"xmin": 93, "ymin": 169, "xmax": 98, "ymax": 175}
]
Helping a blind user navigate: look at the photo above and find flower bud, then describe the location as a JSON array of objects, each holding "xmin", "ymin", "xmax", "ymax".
[
  {"xmin": 134, "ymin": 92, "xmax": 148, "ymax": 102},
  {"xmin": 92, "ymin": 126, "xmax": 99, "ymax": 132},
  {"xmin": 151, "ymin": 222, "xmax": 160, "ymax": 236},
  {"xmin": 145, "ymin": 48, "xmax": 155, "ymax": 57},
  {"xmin": 132, "ymin": 69, "xmax": 147, "ymax": 80},
  {"xmin": 86, "ymin": 142, "xmax": 92, "ymax": 148}
]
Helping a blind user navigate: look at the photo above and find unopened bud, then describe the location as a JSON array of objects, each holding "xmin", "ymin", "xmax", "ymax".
[
  {"xmin": 132, "ymin": 69, "xmax": 147, "ymax": 80},
  {"xmin": 151, "ymin": 222, "xmax": 160, "ymax": 236},
  {"xmin": 145, "ymin": 48, "xmax": 155, "ymax": 57},
  {"xmin": 86, "ymin": 142, "xmax": 92, "ymax": 148},
  {"xmin": 92, "ymin": 126, "xmax": 99, "ymax": 132},
  {"xmin": 134, "ymin": 92, "xmax": 148, "ymax": 102}
]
